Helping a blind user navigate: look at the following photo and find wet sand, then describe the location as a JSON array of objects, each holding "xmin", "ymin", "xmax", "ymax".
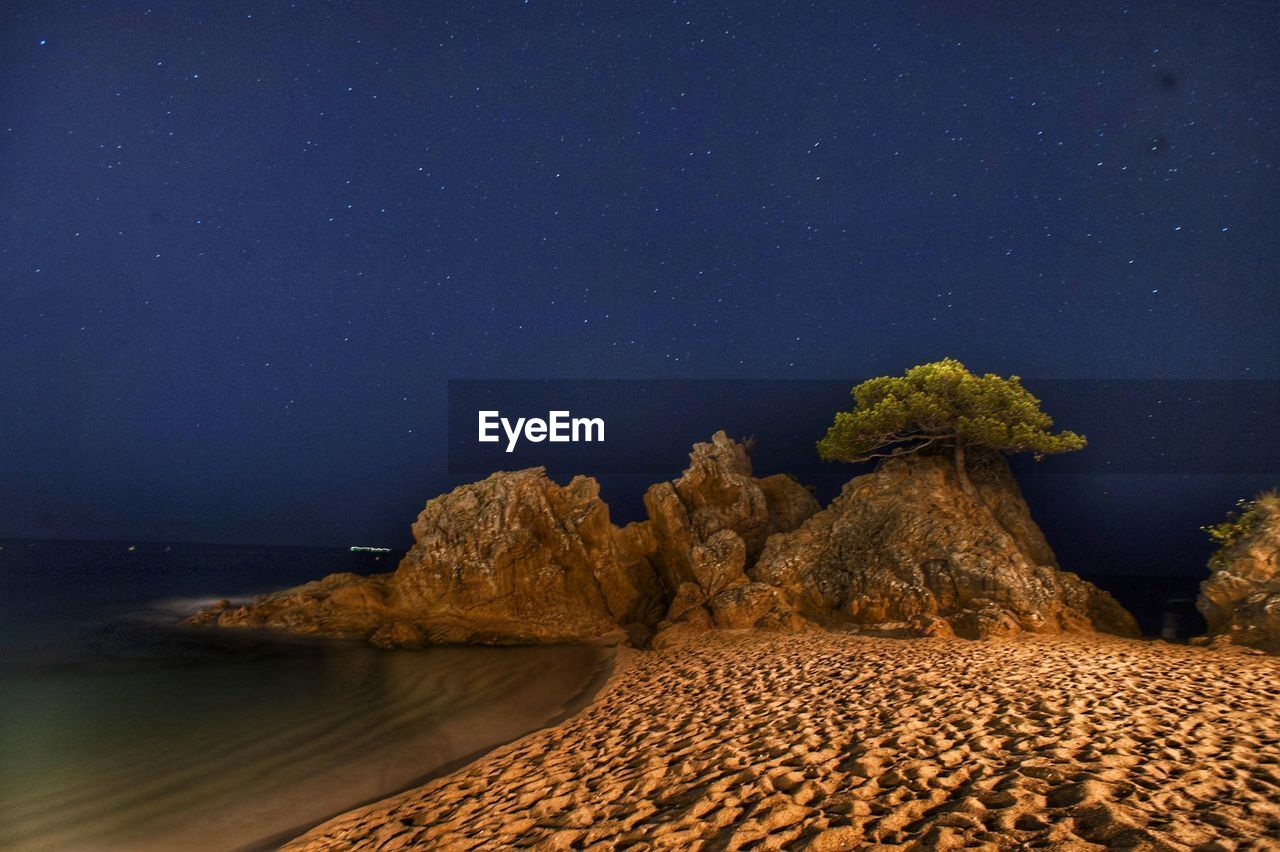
[{"xmin": 287, "ymin": 632, "xmax": 1280, "ymax": 850}]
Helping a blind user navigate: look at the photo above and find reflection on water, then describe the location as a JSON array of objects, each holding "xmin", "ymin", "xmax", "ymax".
[{"xmin": 0, "ymin": 627, "xmax": 606, "ymax": 851}]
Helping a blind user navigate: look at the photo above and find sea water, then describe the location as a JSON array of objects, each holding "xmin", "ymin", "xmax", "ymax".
[{"xmin": 0, "ymin": 540, "xmax": 608, "ymax": 851}]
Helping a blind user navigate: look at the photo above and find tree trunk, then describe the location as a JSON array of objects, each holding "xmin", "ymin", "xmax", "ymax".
[{"xmin": 954, "ymin": 439, "xmax": 977, "ymax": 498}]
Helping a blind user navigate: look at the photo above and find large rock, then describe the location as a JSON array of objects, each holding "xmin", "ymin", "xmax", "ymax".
[
  {"xmin": 1198, "ymin": 494, "xmax": 1280, "ymax": 654},
  {"xmin": 188, "ymin": 573, "xmax": 397, "ymax": 641},
  {"xmin": 192, "ymin": 469, "xmax": 665, "ymax": 647},
  {"xmin": 642, "ymin": 432, "xmax": 820, "ymax": 642},
  {"xmin": 750, "ymin": 451, "xmax": 1140, "ymax": 639},
  {"xmin": 393, "ymin": 469, "xmax": 664, "ymax": 644}
]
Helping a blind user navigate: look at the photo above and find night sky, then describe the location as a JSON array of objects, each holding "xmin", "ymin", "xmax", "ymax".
[{"xmin": 1, "ymin": 3, "xmax": 1276, "ymax": 578}]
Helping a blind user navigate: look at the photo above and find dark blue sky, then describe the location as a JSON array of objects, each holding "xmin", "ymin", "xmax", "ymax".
[{"xmin": 1, "ymin": 2, "xmax": 1276, "ymax": 565}]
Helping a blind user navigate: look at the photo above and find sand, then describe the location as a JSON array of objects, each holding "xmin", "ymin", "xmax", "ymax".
[{"xmin": 286, "ymin": 633, "xmax": 1280, "ymax": 850}]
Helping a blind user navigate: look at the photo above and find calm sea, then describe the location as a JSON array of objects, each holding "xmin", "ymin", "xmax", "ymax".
[{"xmin": 0, "ymin": 540, "xmax": 609, "ymax": 851}]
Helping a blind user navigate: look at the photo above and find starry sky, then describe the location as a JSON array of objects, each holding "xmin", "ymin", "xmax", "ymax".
[{"xmin": 1, "ymin": 3, "xmax": 1276, "ymax": 577}]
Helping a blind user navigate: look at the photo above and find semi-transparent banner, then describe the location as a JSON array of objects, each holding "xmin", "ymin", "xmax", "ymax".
[{"xmin": 447, "ymin": 379, "xmax": 1280, "ymax": 476}]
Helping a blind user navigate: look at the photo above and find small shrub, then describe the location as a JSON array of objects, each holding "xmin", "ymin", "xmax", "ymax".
[{"xmin": 1203, "ymin": 490, "xmax": 1279, "ymax": 568}]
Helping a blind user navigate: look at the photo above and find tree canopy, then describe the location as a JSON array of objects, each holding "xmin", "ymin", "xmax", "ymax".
[{"xmin": 817, "ymin": 359, "xmax": 1085, "ymax": 491}]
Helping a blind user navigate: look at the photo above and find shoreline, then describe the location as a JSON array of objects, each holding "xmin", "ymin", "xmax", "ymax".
[
  {"xmin": 249, "ymin": 642, "xmax": 627, "ymax": 852},
  {"xmin": 283, "ymin": 631, "xmax": 1280, "ymax": 850},
  {"xmin": 0, "ymin": 633, "xmax": 615, "ymax": 852}
]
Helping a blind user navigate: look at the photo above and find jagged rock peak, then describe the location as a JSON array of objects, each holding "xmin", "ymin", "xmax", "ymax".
[
  {"xmin": 642, "ymin": 432, "xmax": 820, "ymax": 646},
  {"xmin": 643, "ymin": 431, "xmax": 819, "ymax": 593}
]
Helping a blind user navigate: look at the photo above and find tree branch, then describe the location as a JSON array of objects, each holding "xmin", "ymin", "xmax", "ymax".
[{"xmin": 841, "ymin": 434, "xmax": 953, "ymax": 463}]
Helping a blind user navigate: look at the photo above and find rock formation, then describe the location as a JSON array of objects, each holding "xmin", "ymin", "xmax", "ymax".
[
  {"xmin": 1197, "ymin": 493, "xmax": 1280, "ymax": 654},
  {"xmin": 390, "ymin": 470, "xmax": 665, "ymax": 645},
  {"xmin": 750, "ymin": 451, "xmax": 1140, "ymax": 639},
  {"xmin": 189, "ymin": 573, "xmax": 399, "ymax": 643},
  {"xmin": 191, "ymin": 434, "xmax": 1139, "ymax": 648},
  {"xmin": 641, "ymin": 432, "xmax": 820, "ymax": 646},
  {"xmin": 191, "ymin": 434, "xmax": 816, "ymax": 648},
  {"xmin": 192, "ymin": 470, "xmax": 665, "ymax": 647}
]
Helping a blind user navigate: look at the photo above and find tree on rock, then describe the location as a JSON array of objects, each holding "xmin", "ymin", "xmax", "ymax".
[
  {"xmin": 817, "ymin": 358, "xmax": 1086, "ymax": 495},
  {"xmin": 1203, "ymin": 490, "xmax": 1280, "ymax": 569}
]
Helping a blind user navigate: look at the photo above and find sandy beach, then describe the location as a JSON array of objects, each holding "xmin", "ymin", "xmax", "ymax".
[{"xmin": 286, "ymin": 632, "xmax": 1280, "ymax": 850}]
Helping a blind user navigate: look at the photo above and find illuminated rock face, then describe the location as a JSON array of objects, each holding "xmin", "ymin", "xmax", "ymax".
[
  {"xmin": 750, "ymin": 452, "xmax": 1140, "ymax": 640},
  {"xmin": 191, "ymin": 436, "xmax": 1140, "ymax": 647},
  {"xmin": 389, "ymin": 469, "xmax": 664, "ymax": 645},
  {"xmin": 190, "ymin": 433, "xmax": 818, "ymax": 648},
  {"xmin": 194, "ymin": 469, "xmax": 665, "ymax": 646},
  {"xmin": 642, "ymin": 431, "xmax": 820, "ymax": 646},
  {"xmin": 1198, "ymin": 498, "xmax": 1280, "ymax": 654}
]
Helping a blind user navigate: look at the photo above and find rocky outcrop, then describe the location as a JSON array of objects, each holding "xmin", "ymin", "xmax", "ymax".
[
  {"xmin": 750, "ymin": 451, "xmax": 1140, "ymax": 640},
  {"xmin": 189, "ymin": 573, "xmax": 398, "ymax": 641},
  {"xmin": 1197, "ymin": 494, "xmax": 1280, "ymax": 654},
  {"xmin": 192, "ymin": 435, "xmax": 1138, "ymax": 648},
  {"xmin": 643, "ymin": 433, "xmax": 819, "ymax": 591},
  {"xmin": 391, "ymin": 470, "xmax": 665, "ymax": 645},
  {"xmin": 192, "ymin": 469, "xmax": 665, "ymax": 647},
  {"xmin": 642, "ymin": 432, "xmax": 819, "ymax": 645},
  {"xmin": 191, "ymin": 434, "xmax": 817, "ymax": 648}
]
